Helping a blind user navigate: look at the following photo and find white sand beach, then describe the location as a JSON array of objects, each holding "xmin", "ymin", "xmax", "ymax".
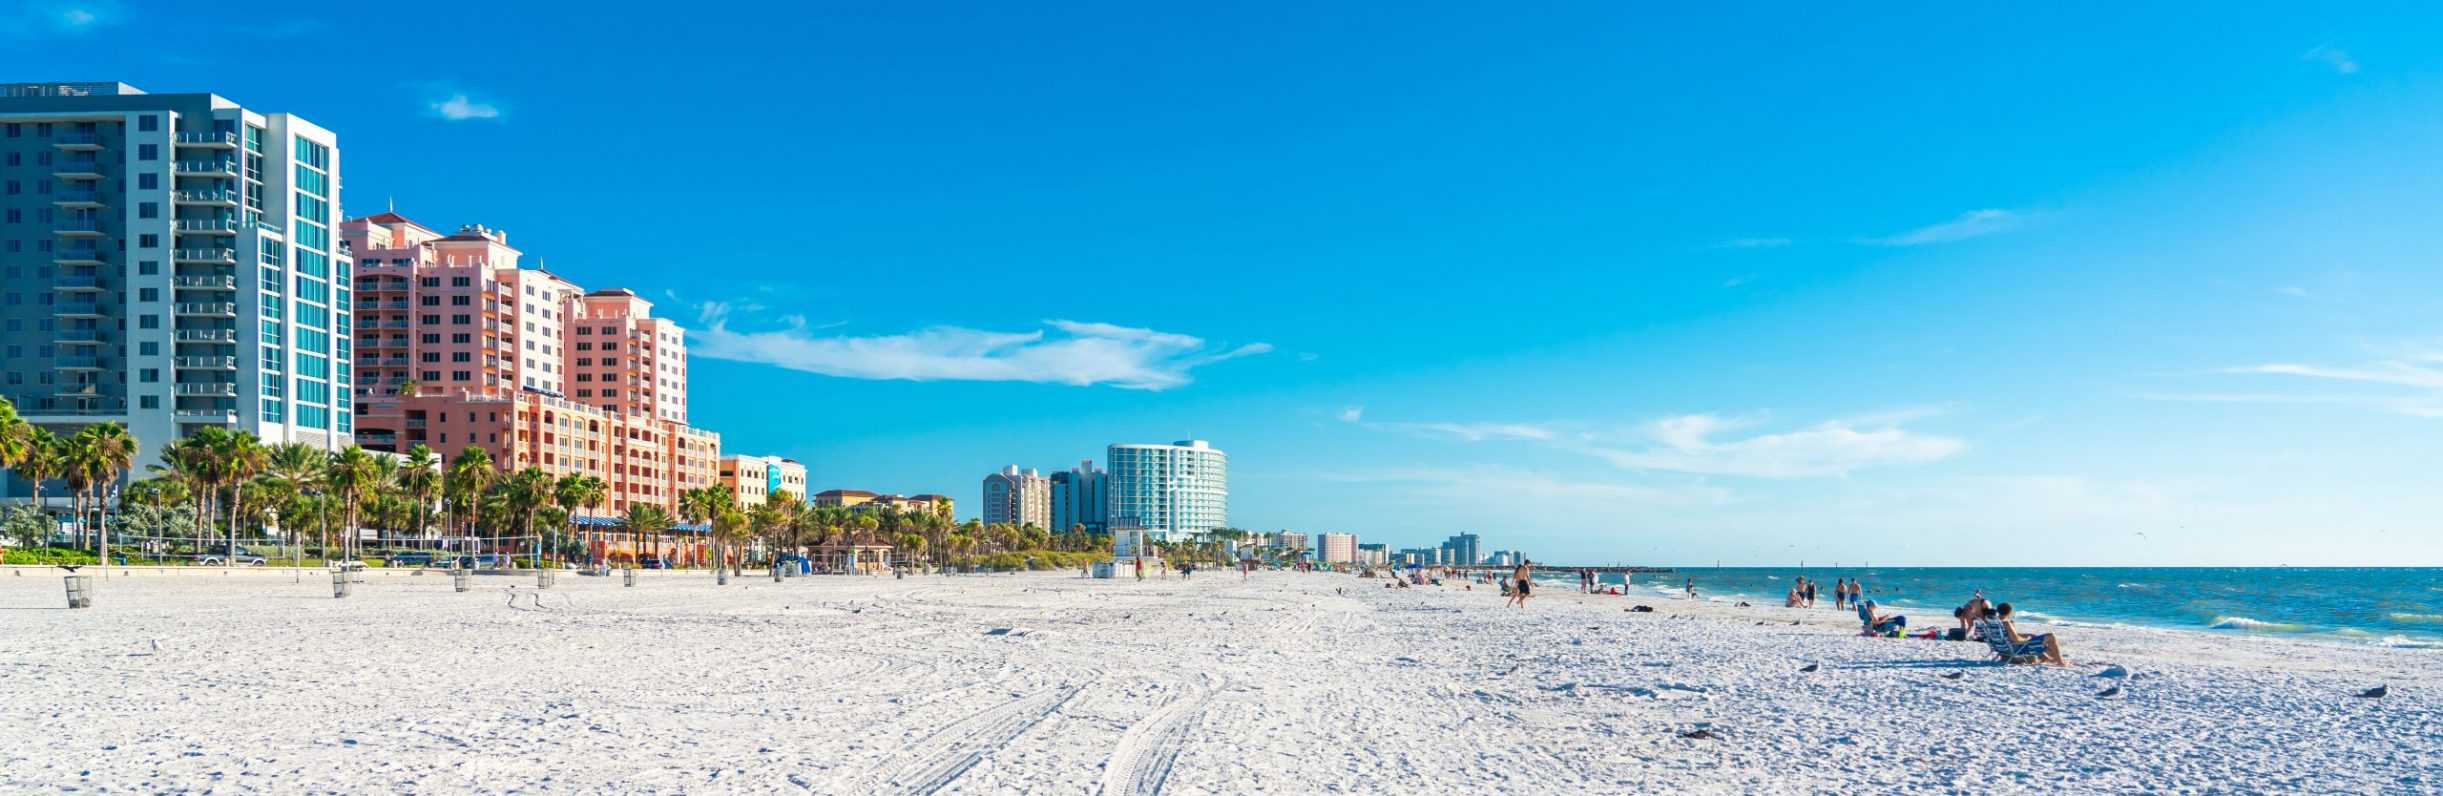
[{"xmin": 0, "ymin": 567, "xmax": 2435, "ymax": 794}]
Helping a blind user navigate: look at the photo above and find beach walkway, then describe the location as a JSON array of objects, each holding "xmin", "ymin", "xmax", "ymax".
[{"xmin": 0, "ymin": 568, "xmax": 2434, "ymax": 793}]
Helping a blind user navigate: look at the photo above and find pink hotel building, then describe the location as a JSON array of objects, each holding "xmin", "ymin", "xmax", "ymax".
[{"xmin": 342, "ymin": 211, "xmax": 718, "ymax": 518}]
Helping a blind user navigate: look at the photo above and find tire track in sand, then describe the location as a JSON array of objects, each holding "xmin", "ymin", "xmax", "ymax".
[
  {"xmin": 1097, "ymin": 673, "xmax": 1217, "ymax": 796},
  {"xmin": 865, "ymin": 678, "xmax": 1093, "ymax": 796}
]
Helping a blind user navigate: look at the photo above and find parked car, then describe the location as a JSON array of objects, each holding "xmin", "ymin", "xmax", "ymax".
[
  {"xmin": 640, "ymin": 557, "xmax": 669, "ymax": 569},
  {"xmin": 193, "ymin": 545, "xmax": 267, "ymax": 566},
  {"xmin": 386, "ymin": 551, "xmax": 440, "ymax": 568},
  {"xmin": 451, "ymin": 554, "xmax": 504, "ymax": 570}
]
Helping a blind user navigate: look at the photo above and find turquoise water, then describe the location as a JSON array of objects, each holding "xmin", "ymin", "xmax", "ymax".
[{"xmin": 1541, "ymin": 567, "xmax": 2443, "ymax": 648}]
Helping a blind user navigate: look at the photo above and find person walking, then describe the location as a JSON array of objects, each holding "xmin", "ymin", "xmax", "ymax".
[{"xmin": 1508, "ymin": 559, "xmax": 1535, "ymax": 608}]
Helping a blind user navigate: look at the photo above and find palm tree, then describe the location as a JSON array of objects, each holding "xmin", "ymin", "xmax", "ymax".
[
  {"xmin": 0, "ymin": 398, "xmax": 32, "ymax": 498},
  {"xmin": 326, "ymin": 447, "xmax": 382, "ymax": 564},
  {"xmin": 712, "ymin": 507, "xmax": 748, "ymax": 581},
  {"xmin": 619, "ymin": 503, "xmax": 672, "ymax": 567},
  {"xmin": 502, "ymin": 467, "xmax": 554, "ymax": 569},
  {"xmin": 396, "ymin": 378, "xmax": 420, "ymax": 398},
  {"xmin": 554, "ymin": 473, "xmax": 606, "ymax": 567},
  {"xmin": 397, "ymin": 444, "xmax": 441, "ymax": 550},
  {"xmin": 678, "ymin": 486, "xmax": 731, "ymax": 570},
  {"xmin": 66, "ymin": 423, "xmax": 136, "ymax": 559},
  {"xmin": 444, "ymin": 448, "xmax": 496, "ymax": 558},
  {"xmin": 17, "ymin": 427, "xmax": 63, "ymax": 520},
  {"xmin": 147, "ymin": 435, "xmax": 209, "ymax": 556},
  {"xmin": 214, "ymin": 431, "xmax": 267, "ymax": 565},
  {"xmin": 262, "ymin": 442, "xmax": 326, "ymax": 563}
]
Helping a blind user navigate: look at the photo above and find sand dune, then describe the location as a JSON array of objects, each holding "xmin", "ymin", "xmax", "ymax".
[{"xmin": 0, "ymin": 567, "xmax": 2434, "ymax": 794}]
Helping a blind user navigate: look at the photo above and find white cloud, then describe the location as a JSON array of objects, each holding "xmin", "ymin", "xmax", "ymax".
[
  {"xmin": 2303, "ymin": 45, "xmax": 2359, "ymax": 75},
  {"xmin": 1337, "ymin": 410, "xmax": 1557, "ymax": 441},
  {"xmin": 429, "ymin": 94, "xmax": 501, "ymax": 121},
  {"xmin": 2174, "ymin": 352, "xmax": 2443, "ymax": 417},
  {"xmin": 6, "ymin": 1, "xmax": 117, "ymax": 34},
  {"xmin": 1717, "ymin": 237, "xmax": 1791, "ymax": 249},
  {"xmin": 1322, "ymin": 466, "xmax": 1731, "ymax": 508},
  {"xmin": 1576, "ymin": 413, "xmax": 1966, "ymax": 478},
  {"xmin": 689, "ymin": 303, "xmax": 1268, "ymax": 390},
  {"xmin": 1867, "ymin": 209, "xmax": 2020, "ymax": 246}
]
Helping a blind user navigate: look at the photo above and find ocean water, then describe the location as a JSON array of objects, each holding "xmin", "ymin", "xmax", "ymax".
[{"xmin": 1527, "ymin": 567, "xmax": 2443, "ymax": 648}]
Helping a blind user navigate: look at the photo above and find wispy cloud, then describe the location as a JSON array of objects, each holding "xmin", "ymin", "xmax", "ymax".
[
  {"xmin": 5, "ymin": 1, "xmax": 119, "ymax": 35},
  {"xmin": 429, "ymin": 93, "xmax": 502, "ymax": 121},
  {"xmin": 690, "ymin": 303, "xmax": 1268, "ymax": 390},
  {"xmin": 1866, "ymin": 209, "xmax": 2021, "ymax": 246},
  {"xmin": 2303, "ymin": 45, "xmax": 2360, "ymax": 75},
  {"xmin": 1336, "ymin": 410, "xmax": 1557, "ymax": 441},
  {"xmin": 1716, "ymin": 237, "xmax": 1791, "ymax": 249},
  {"xmin": 1574, "ymin": 413, "xmax": 1966, "ymax": 478},
  {"xmin": 1321, "ymin": 466, "xmax": 1731, "ymax": 508}
]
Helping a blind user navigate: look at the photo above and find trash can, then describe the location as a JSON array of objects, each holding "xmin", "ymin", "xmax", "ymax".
[
  {"xmin": 623, "ymin": 568, "xmax": 637, "ymax": 588},
  {"xmin": 453, "ymin": 570, "xmax": 470, "ymax": 593},
  {"xmin": 771, "ymin": 564, "xmax": 784, "ymax": 583},
  {"xmin": 63, "ymin": 575, "xmax": 92, "ymax": 609},
  {"xmin": 537, "ymin": 569, "xmax": 556, "ymax": 589},
  {"xmin": 331, "ymin": 570, "xmax": 354, "ymax": 599},
  {"xmin": 716, "ymin": 570, "xmax": 729, "ymax": 585}
]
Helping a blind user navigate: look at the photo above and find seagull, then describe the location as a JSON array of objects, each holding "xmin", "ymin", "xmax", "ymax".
[
  {"xmin": 2095, "ymin": 683, "xmax": 2123, "ymax": 699},
  {"xmin": 2358, "ymin": 685, "xmax": 2388, "ymax": 699},
  {"xmin": 2095, "ymin": 665, "xmax": 2130, "ymax": 679},
  {"xmin": 1679, "ymin": 728, "xmax": 1718, "ymax": 740},
  {"xmin": 1799, "ymin": 663, "xmax": 1820, "ymax": 673},
  {"xmin": 56, "ymin": 565, "xmax": 83, "ymax": 573},
  {"xmin": 1942, "ymin": 671, "xmax": 1965, "ymax": 680}
]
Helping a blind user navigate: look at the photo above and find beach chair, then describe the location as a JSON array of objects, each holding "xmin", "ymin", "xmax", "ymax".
[{"xmin": 1976, "ymin": 618, "xmax": 2041, "ymax": 665}]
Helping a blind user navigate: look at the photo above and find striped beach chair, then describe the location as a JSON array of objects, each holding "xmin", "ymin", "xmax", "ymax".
[{"xmin": 1975, "ymin": 618, "xmax": 2043, "ymax": 664}]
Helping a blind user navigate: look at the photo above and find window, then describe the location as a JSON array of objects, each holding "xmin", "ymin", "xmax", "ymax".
[
  {"xmin": 451, "ymin": 314, "xmax": 470, "ymax": 324},
  {"xmin": 420, "ymin": 334, "xmax": 440, "ymax": 344},
  {"xmin": 139, "ymin": 260, "xmax": 157, "ymax": 275},
  {"xmin": 137, "ymin": 234, "xmax": 159, "ymax": 248},
  {"xmin": 139, "ymin": 369, "xmax": 158, "ymax": 383},
  {"xmin": 138, "ymin": 202, "xmax": 158, "ymax": 219},
  {"xmin": 139, "ymin": 115, "xmax": 158, "ymax": 132},
  {"xmin": 138, "ymin": 173, "xmax": 157, "ymax": 190},
  {"xmin": 138, "ymin": 143, "xmax": 158, "ymax": 160},
  {"xmin": 140, "ymin": 395, "xmax": 159, "ymax": 409},
  {"xmin": 451, "ymin": 277, "xmax": 470, "ymax": 287}
]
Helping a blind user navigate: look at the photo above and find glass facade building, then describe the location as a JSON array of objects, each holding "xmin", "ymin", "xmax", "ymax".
[{"xmin": 1106, "ymin": 440, "xmax": 1227, "ymax": 542}]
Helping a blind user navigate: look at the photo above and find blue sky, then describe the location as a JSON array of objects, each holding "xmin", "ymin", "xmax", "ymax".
[{"xmin": 13, "ymin": 2, "xmax": 2443, "ymax": 565}]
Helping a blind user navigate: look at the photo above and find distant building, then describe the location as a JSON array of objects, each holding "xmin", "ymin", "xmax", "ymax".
[
  {"xmin": 813, "ymin": 489, "xmax": 876, "ymax": 509},
  {"xmin": 814, "ymin": 489, "xmax": 951, "ymax": 519},
  {"xmin": 1396, "ymin": 547, "xmax": 1441, "ymax": 566},
  {"xmin": 1107, "ymin": 440, "xmax": 1227, "ymax": 542},
  {"xmin": 1275, "ymin": 531, "xmax": 1309, "ymax": 555},
  {"xmin": 1441, "ymin": 533, "xmax": 1482, "ymax": 566},
  {"xmin": 720, "ymin": 454, "xmax": 806, "ymax": 507},
  {"xmin": 1048, "ymin": 459, "xmax": 1108, "ymax": 534},
  {"xmin": 981, "ymin": 465, "xmax": 1051, "ymax": 528},
  {"xmin": 1316, "ymin": 532, "xmax": 1358, "ymax": 564},
  {"xmin": 1356, "ymin": 542, "xmax": 1388, "ymax": 567}
]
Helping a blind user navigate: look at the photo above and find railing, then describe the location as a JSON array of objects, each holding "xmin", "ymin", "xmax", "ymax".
[
  {"xmin": 175, "ymin": 408, "xmax": 238, "ymax": 420},
  {"xmin": 53, "ymin": 218, "xmax": 102, "ymax": 233},
  {"xmin": 175, "ymin": 218, "xmax": 240, "ymax": 232},
  {"xmin": 53, "ymin": 275, "xmax": 102, "ymax": 289},
  {"xmin": 52, "ymin": 302, "xmax": 105, "ymax": 315},
  {"xmin": 53, "ymin": 189, "xmax": 104, "ymax": 203},
  {"xmin": 173, "ymin": 160, "xmax": 240, "ymax": 175},
  {"xmin": 175, "ymin": 356, "xmax": 237, "ymax": 369},
  {"xmin": 53, "ymin": 249, "xmax": 105, "ymax": 262},
  {"xmin": 173, "ymin": 275, "xmax": 237, "ymax": 289},
  {"xmin": 54, "ymin": 356, "xmax": 101, "ymax": 369},
  {"xmin": 174, "ymin": 248, "xmax": 237, "ymax": 263},
  {"xmin": 52, "ymin": 131, "xmax": 104, "ymax": 146},
  {"xmin": 56, "ymin": 329, "xmax": 104, "ymax": 342},
  {"xmin": 174, "ymin": 329, "xmax": 237, "ymax": 342},
  {"xmin": 174, "ymin": 383, "xmax": 238, "ymax": 396},
  {"xmin": 52, "ymin": 159, "xmax": 103, "ymax": 174},
  {"xmin": 175, "ymin": 130, "xmax": 239, "ymax": 146},
  {"xmin": 173, "ymin": 189, "xmax": 239, "ymax": 203},
  {"xmin": 173, "ymin": 302, "xmax": 238, "ymax": 315}
]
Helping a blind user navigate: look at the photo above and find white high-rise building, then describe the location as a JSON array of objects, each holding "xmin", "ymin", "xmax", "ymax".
[
  {"xmin": 1, "ymin": 82, "xmax": 345, "ymax": 497},
  {"xmin": 1316, "ymin": 532, "xmax": 1357, "ymax": 564},
  {"xmin": 1106, "ymin": 439, "xmax": 1227, "ymax": 542},
  {"xmin": 982, "ymin": 464, "xmax": 1051, "ymax": 528}
]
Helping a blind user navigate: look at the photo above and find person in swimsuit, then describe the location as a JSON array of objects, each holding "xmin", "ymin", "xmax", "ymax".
[{"xmin": 1508, "ymin": 560, "xmax": 1534, "ymax": 608}]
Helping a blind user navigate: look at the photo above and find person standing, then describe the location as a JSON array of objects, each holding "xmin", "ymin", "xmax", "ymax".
[
  {"xmin": 1685, "ymin": 578, "xmax": 1697, "ymax": 600},
  {"xmin": 1509, "ymin": 559, "xmax": 1535, "ymax": 608}
]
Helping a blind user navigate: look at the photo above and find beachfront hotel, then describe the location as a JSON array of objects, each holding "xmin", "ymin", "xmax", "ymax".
[
  {"xmin": 813, "ymin": 488, "xmax": 953, "ymax": 518},
  {"xmin": 340, "ymin": 210, "xmax": 720, "ymax": 516},
  {"xmin": 1106, "ymin": 440, "xmax": 1227, "ymax": 542},
  {"xmin": 1048, "ymin": 459, "xmax": 1107, "ymax": 534},
  {"xmin": 1316, "ymin": 531, "xmax": 1358, "ymax": 564},
  {"xmin": 980, "ymin": 465, "xmax": 1051, "ymax": 528},
  {"xmin": 720, "ymin": 454, "xmax": 807, "ymax": 508},
  {"xmin": 0, "ymin": 81, "xmax": 347, "ymax": 493}
]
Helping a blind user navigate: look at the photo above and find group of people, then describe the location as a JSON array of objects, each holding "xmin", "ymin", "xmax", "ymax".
[
  {"xmin": 1852, "ymin": 590, "xmax": 2069, "ymax": 666},
  {"xmin": 1783, "ymin": 576, "xmax": 1864, "ymax": 609}
]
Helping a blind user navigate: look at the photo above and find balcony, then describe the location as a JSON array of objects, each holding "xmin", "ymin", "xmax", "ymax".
[
  {"xmin": 173, "ymin": 160, "xmax": 240, "ymax": 177},
  {"xmin": 55, "ymin": 356, "xmax": 103, "ymax": 370},
  {"xmin": 56, "ymin": 329, "xmax": 105, "ymax": 344},
  {"xmin": 53, "ymin": 217, "xmax": 103, "ymax": 235},
  {"xmin": 52, "ymin": 131, "xmax": 104, "ymax": 149},
  {"xmin": 53, "ymin": 302, "xmax": 106, "ymax": 319},
  {"xmin": 52, "ymin": 189, "xmax": 105, "ymax": 207},
  {"xmin": 174, "ymin": 189, "xmax": 239, "ymax": 206},
  {"xmin": 175, "ymin": 130, "xmax": 239, "ymax": 148},
  {"xmin": 53, "ymin": 160, "xmax": 104, "ymax": 179},
  {"xmin": 173, "ymin": 274, "xmax": 237, "ymax": 290},
  {"xmin": 174, "ymin": 248, "xmax": 237, "ymax": 264},
  {"xmin": 54, "ymin": 249, "xmax": 105, "ymax": 266},
  {"xmin": 174, "ymin": 329, "xmax": 237, "ymax": 343},
  {"xmin": 175, "ymin": 408, "xmax": 239, "ymax": 423},
  {"xmin": 174, "ymin": 382, "xmax": 239, "ymax": 397},
  {"xmin": 175, "ymin": 218, "xmax": 240, "ymax": 234},
  {"xmin": 53, "ymin": 275, "xmax": 104, "ymax": 291},
  {"xmin": 174, "ymin": 302, "xmax": 238, "ymax": 317},
  {"xmin": 175, "ymin": 355, "xmax": 237, "ymax": 370}
]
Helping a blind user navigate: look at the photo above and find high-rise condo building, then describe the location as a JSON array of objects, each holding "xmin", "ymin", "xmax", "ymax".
[
  {"xmin": 1048, "ymin": 459, "xmax": 1107, "ymax": 534},
  {"xmin": 981, "ymin": 465, "xmax": 1051, "ymax": 528},
  {"xmin": 1316, "ymin": 532, "xmax": 1358, "ymax": 564},
  {"xmin": 1106, "ymin": 439, "xmax": 1227, "ymax": 542},
  {"xmin": 0, "ymin": 82, "xmax": 345, "ymax": 490},
  {"xmin": 720, "ymin": 454, "xmax": 806, "ymax": 507},
  {"xmin": 341, "ymin": 210, "xmax": 719, "ymax": 517},
  {"xmin": 1442, "ymin": 533, "xmax": 1482, "ymax": 566}
]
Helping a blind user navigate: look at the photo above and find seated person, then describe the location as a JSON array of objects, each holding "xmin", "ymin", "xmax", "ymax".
[
  {"xmin": 1955, "ymin": 592, "xmax": 1993, "ymax": 636},
  {"xmin": 1857, "ymin": 599, "xmax": 1906, "ymax": 634},
  {"xmin": 1982, "ymin": 603, "xmax": 2069, "ymax": 666}
]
